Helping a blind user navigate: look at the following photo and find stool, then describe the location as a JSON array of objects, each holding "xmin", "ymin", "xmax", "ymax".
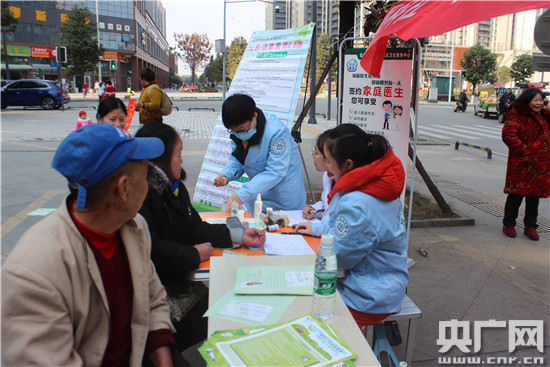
[
  {"xmin": 363, "ymin": 295, "xmax": 422, "ymax": 366},
  {"xmin": 373, "ymin": 323, "xmax": 400, "ymax": 366}
]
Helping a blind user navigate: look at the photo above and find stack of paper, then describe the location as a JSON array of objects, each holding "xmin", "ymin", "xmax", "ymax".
[{"xmin": 199, "ymin": 314, "xmax": 357, "ymax": 366}]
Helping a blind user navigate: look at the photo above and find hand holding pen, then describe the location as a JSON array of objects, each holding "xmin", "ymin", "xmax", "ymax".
[{"xmin": 301, "ymin": 206, "xmax": 325, "ymax": 219}]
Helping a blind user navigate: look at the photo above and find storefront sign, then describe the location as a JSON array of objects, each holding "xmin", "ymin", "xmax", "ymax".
[
  {"xmin": 31, "ymin": 47, "xmax": 55, "ymax": 58},
  {"xmin": 1, "ymin": 45, "xmax": 31, "ymax": 57},
  {"xmin": 102, "ymin": 52, "xmax": 118, "ymax": 60}
]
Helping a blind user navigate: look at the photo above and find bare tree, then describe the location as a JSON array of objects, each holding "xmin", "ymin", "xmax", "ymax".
[{"xmin": 173, "ymin": 33, "xmax": 212, "ymax": 83}]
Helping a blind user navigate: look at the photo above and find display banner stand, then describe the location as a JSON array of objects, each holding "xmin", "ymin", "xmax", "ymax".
[
  {"xmin": 339, "ymin": 37, "xmax": 422, "ymax": 266},
  {"xmin": 193, "ymin": 25, "xmax": 315, "ymax": 211}
]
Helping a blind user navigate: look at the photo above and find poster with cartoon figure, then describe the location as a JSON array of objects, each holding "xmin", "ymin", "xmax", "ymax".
[{"xmin": 341, "ymin": 48, "xmax": 413, "ymax": 200}]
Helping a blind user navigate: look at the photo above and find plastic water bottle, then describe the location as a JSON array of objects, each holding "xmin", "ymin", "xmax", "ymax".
[{"xmin": 312, "ymin": 234, "xmax": 337, "ymax": 320}]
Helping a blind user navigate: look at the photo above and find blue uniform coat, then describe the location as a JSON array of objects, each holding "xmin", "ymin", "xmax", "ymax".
[
  {"xmin": 222, "ymin": 109, "xmax": 306, "ymax": 211},
  {"xmin": 311, "ymin": 149, "xmax": 409, "ymax": 314}
]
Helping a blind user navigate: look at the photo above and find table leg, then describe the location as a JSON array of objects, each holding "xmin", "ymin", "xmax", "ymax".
[{"xmin": 405, "ymin": 319, "xmax": 418, "ymax": 366}]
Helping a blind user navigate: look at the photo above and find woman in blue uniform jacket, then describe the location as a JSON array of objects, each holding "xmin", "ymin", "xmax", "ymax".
[{"xmin": 214, "ymin": 94, "xmax": 306, "ymax": 211}]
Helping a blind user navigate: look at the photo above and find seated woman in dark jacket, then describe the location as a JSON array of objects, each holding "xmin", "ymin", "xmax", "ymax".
[{"xmin": 135, "ymin": 123, "xmax": 265, "ymax": 351}]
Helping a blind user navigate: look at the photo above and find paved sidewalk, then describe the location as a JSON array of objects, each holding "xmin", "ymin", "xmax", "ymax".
[
  {"xmin": 2, "ymin": 103, "xmax": 548, "ymax": 365},
  {"xmin": 161, "ymin": 110, "xmax": 549, "ymax": 365}
]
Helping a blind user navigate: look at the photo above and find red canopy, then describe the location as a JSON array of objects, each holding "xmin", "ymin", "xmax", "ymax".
[{"xmin": 360, "ymin": 0, "xmax": 550, "ymax": 77}]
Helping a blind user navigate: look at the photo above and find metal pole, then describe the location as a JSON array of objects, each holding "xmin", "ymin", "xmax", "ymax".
[
  {"xmin": 308, "ymin": 0, "xmax": 317, "ymax": 124},
  {"xmin": 447, "ymin": 30, "xmax": 454, "ymax": 103},
  {"xmin": 406, "ymin": 38, "xmax": 422, "ymax": 256},
  {"xmin": 327, "ymin": 44, "xmax": 332, "ymax": 120},
  {"xmin": 222, "ymin": 0, "xmax": 227, "ymax": 100},
  {"xmin": 327, "ymin": 35, "xmax": 337, "ymax": 120},
  {"xmin": 95, "ymin": 0, "xmax": 102, "ymax": 82},
  {"xmin": 57, "ymin": 47, "xmax": 65, "ymax": 111}
]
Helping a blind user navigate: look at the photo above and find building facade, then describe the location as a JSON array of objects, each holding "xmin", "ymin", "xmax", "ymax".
[
  {"xmin": 2, "ymin": 0, "xmax": 169, "ymax": 91},
  {"xmin": 265, "ymin": 0, "xmax": 340, "ymax": 39}
]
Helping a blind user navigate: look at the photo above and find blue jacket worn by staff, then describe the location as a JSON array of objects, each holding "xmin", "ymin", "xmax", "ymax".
[
  {"xmin": 311, "ymin": 149, "xmax": 409, "ymax": 314},
  {"xmin": 221, "ymin": 108, "xmax": 306, "ymax": 211}
]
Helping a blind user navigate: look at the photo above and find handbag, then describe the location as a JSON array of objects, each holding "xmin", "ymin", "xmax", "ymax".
[
  {"xmin": 166, "ymin": 282, "xmax": 208, "ymax": 323},
  {"xmin": 384, "ymin": 320, "xmax": 402, "ymax": 346}
]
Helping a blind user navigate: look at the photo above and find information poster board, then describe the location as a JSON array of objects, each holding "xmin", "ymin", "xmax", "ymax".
[
  {"xmin": 193, "ymin": 25, "xmax": 315, "ymax": 211},
  {"xmin": 342, "ymin": 48, "xmax": 413, "ymax": 200}
]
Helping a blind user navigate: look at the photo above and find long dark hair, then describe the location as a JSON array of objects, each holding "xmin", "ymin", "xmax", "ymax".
[
  {"xmin": 325, "ymin": 124, "xmax": 390, "ymax": 168},
  {"xmin": 135, "ymin": 123, "xmax": 184, "ymax": 181},
  {"xmin": 96, "ymin": 97, "xmax": 127, "ymax": 121},
  {"xmin": 517, "ymin": 88, "xmax": 544, "ymax": 105}
]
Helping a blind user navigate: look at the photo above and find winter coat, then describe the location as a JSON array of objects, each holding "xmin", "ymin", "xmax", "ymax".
[
  {"xmin": 502, "ymin": 99, "xmax": 550, "ymax": 198},
  {"xmin": 311, "ymin": 149, "xmax": 409, "ymax": 314},
  {"xmin": 139, "ymin": 164, "xmax": 233, "ymax": 295},
  {"xmin": 103, "ymin": 83, "xmax": 116, "ymax": 98},
  {"xmin": 75, "ymin": 118, "xmax": 92, "ymax": 130},
  {"xmin": 1, "ymin": 198, "xmax": 173, "ymax": 366},
  {"xmin": 221, "ymin": 108, "xmax": 306, "ymax": 211},
  {"xmin": 138, "ymin": 80, "xmax": 163, "ymax": 123},
  {"xmin": 499, "ymin": 92, "xmax": 516, "ymax": 111}
]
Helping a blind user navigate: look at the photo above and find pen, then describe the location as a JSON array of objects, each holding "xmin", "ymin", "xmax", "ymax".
[
  {"xmin": 308, "ymin": 209, "xmax": 325, "ymax": 214},
  {"xmin": 280, "ymin": 232, "xmax": 319, "ymax": 238}
]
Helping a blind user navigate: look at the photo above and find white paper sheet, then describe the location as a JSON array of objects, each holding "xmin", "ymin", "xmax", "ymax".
[
  {"xmin": 282, "ymin": 209, "xmax": 321, "ymax": 226},
  {"xmin": 263, "ymin": 232, "xmax": 315, "ymax": 255}
]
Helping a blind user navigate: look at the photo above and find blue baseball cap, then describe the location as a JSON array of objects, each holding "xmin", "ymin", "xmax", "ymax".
[{"xmin": 52, "ymin": 124, "xmax": 164, "ymax": 209}]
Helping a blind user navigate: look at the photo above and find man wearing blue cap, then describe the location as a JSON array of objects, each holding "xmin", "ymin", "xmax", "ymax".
[{"xmin": 2, "ymin": 124, "xmax": 180, "ymax": 366}]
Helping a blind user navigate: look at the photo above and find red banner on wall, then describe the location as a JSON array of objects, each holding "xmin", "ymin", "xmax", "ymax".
[{"xmin": 360, "ymin": 0, "xmax": 550, "ymax": 77}]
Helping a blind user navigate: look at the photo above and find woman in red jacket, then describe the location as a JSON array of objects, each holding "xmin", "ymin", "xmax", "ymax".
[{"xmin": 502, "ymin": 88, "xmax": 550, "ymax": 241}]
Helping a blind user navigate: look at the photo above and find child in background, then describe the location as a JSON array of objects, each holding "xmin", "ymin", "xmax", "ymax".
[
  {"xmin": 296, "ymin": 124, "xmax": 409, "ymax": 328},
  {"xmin": 301, "ymin": 129, "xmax": 334, "ymax": 221},
  {"xmin": 75, "ymin": 110, "xmax": 92, "ymax": 130}
]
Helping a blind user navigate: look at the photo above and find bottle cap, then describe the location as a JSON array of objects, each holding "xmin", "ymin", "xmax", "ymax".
[{"xmin": 321, "ymin": 234, "xmax": 334, "ymax": 245}]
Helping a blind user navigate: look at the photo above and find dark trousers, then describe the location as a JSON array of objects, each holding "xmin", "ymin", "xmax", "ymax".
[
  {"xmin": 503, "ymin": 194, "xmax": 539, "ymax": 229},
  {"xmin": 172, "ymin": 294, "xmax": 208, "ymax": 352}
]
